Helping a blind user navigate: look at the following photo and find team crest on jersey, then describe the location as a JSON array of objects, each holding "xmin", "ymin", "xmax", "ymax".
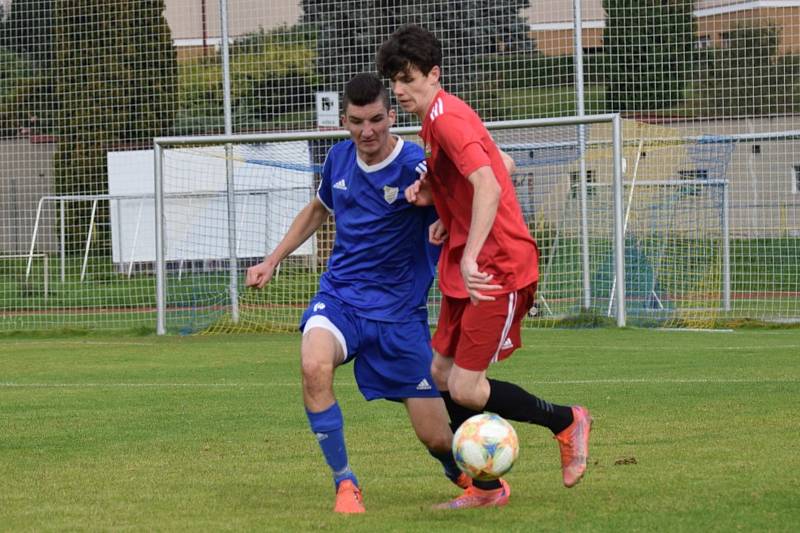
[{"xmin": 383, "ymin": 185, "xmax": 399, "ymax": 204}]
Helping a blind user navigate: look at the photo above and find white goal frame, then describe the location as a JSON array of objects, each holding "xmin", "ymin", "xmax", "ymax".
[{"xmin": 152, "ymin": 114, "xmax": 626, "ymax": 335}]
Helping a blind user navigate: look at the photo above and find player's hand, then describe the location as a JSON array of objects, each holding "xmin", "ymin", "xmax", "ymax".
[
  {"xmin": 405, "ymin": 173, "xmax": 434, "ymax": 206},
  {"xmin": 245, "ymin": 260, "xmax": 277, "ymax": 289},
  {"xmin": 460, "ymin": 257, "xmax": 502, "ymax": 305},
  {"xmin": 429, "ymin": 219, "xmax": 448, "ymax": 245}
]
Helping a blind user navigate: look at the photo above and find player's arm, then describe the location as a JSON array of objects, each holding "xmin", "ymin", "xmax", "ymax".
[
  {"xmin": 246, "ymin": 198, "xmax": 330, "ymax": 289},
  {"xmin": 462, "ymin": 166, "xmax": 503, "ymax": 304}
]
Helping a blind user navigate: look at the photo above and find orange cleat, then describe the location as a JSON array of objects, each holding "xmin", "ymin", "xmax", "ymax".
[
  {"xmin": 554, "ymin": 405, "xmax": 593, "ymax": 488},
  {"xmin": 433, "ymin": 479, "xmax": 510, "ymax": 510},
  {"xmin": 454, "ymin": 472, "xmax": 472, "ymax": 490},
  {"xmin": 333, "ymin": 479, "xmax": 365, "ymax": 514}
]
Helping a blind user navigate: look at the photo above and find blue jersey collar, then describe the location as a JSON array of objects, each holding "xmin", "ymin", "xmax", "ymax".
[{"xmin": 356, "ymin": 136, "xmax": 404, "ymax": 173}]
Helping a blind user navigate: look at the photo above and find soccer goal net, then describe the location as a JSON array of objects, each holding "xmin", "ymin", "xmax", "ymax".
[
  {"xmin": 583, "ymin": 121, "xmax": 734, "ymax": 328},
  {"xmin": 152, "ymin": 114, "xmax": 758, "ymax": 334}
]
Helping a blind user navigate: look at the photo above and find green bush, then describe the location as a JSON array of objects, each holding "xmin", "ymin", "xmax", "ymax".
[
  {"xmin": 302, "ymin": 0, "xmax": 533, "ymax": 125},
  {"xmin": 602, "ymin": 0, "xmax": 695, "ymax": 113},
  {"xmin": 175, "ymin": 25, "xmax": 319, "ymax": 133},
  {"xmin": 177, "ymin": 56, "xmax": 225, "ymax": 134},
  {"xmin": 0, "ymin": 47, "xmax": 29, "ymax": 137},
  {"xmin": 0, "ymin": 47, "xmax": 31, "ymax": 95},
  {"xmin": 53, "ymin": 0, "xmax": 177, "ymax": 251},
  {"xmin": 230, "ymin": 26, "xmax": 319, "ymax": 129},
  {"xmin": 696, "ymin": 23, "xmax": 800, "ymax": 117},
  {"xmin": 0, "ymin": 76, "xmax": 56, "ymax": 138},
  {"xmin": 476, "ymin": 52, "xmax": 607, "ymax": 92}
]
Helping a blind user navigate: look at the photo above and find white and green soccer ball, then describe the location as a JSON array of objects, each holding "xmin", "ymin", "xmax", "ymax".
[{"xmin": 452, "ymin": 413, "xmax": 519, "ymax": 481}]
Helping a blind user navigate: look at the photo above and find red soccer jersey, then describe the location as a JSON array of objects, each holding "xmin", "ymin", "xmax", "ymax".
[{"xmin": 420, "ymin": 89, "xmax": 538, "ymax": 298}]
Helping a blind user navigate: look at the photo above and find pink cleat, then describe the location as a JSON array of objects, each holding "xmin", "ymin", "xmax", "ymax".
[
  {"xmin": 554, "ymin": 405, "xmax": 593, "ymax": 488},
  {"xmin": 433, "ymin": 479, "xmax": 510, "ymax": 510}
]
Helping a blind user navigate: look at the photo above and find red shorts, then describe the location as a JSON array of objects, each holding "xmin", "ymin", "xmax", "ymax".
[{"xmin": 431, "ymin": 282, "xmax": 537, "ymax": 371}]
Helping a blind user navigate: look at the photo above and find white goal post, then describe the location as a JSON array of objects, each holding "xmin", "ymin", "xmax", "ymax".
[{"xmin": 152, "ymin": 114, "xmax": 626, "ymax": 335}]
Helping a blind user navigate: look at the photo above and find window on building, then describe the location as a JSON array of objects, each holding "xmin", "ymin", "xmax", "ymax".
[
  {"xmin": 678, "ymin": 169, "xmax": 709, "ymax": 196},
  {"xmin": 570, "ymin": 169, "xmax": 596, "ymax": 199}
]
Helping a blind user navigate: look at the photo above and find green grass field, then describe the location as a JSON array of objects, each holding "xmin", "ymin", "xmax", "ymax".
[{"xmin": 2, "ymin": 328, "xmax": 799, "ymax": 532}]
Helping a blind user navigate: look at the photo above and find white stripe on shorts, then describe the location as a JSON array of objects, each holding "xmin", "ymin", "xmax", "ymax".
[
  {"xmin": 491, "ymin": 290, "xmax": 517, "ymax": 364},
  {"xmin": 303, "ymin": 315, "xmax": 348, "ymax": 360}
]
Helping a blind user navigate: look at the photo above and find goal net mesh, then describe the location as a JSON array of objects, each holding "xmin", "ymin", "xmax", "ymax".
[{"xmin": 157, "ymin": 118, "xmax": 739, "ymax": 334}]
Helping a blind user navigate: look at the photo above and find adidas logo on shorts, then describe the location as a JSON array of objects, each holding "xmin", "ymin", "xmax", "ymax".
[{"xmin": 416, "ymin": 379, "xmax": 432, "ymax": 391}]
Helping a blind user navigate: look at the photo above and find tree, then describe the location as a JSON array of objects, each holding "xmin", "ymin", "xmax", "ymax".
[
  {"xmin": 0, "ymin": 0, "xmax": 58, "ymax": 133},
  {"xmin": 602, "ymin": 0, "xmax": 695, "ymax": 113},
  {"xmin": 300, "ymin": 0, "xmax": 532, "ymax": 123},
  {"xmin": 53, "ymin": 0, "xmax": 178, "ymax": 251},
  {"xmin": 697, "ymin": 23, "xmax": 800, "ymax": 117},
  {"xmin": 0, "ymin": 0, "xmax": 55, "ymax": 64},
  {"xmin": 230, "ymin": 25, "xmax": 319, "ymax": 129}
]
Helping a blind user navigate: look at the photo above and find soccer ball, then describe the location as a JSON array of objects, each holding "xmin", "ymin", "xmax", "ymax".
[{"xmin": 452, "ymin": 413, "xmax": 519, "ymax": 481}]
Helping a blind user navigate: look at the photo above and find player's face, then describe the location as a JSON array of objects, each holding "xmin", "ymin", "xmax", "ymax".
[
  {"xmin": 390, "ymin": 65, "xmax": 440, "ymax": 118},
  {"xmin": 342, "ymin": 99, "xmax": 396, "ymax": 165}
]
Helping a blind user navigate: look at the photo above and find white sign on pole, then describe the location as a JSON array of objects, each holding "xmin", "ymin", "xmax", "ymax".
[{"xmin": 316, "ymin": 91, "xmax": 339, "ymax": 128}]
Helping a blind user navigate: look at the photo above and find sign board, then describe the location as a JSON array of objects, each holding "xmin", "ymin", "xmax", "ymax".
[{"xmin": 316, "ymin": 91, "xmax": 339, "ymax": 128}]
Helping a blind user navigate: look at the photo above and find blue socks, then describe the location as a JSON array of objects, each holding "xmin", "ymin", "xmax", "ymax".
[{"xmin": 306, "ymin": 402, "xmax": 358, "ymax": 489}]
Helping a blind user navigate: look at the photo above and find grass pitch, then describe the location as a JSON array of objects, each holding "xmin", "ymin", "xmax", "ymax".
[{"xmin": 1, "ymin": 328, "xmax": 799, "ymax": 532}]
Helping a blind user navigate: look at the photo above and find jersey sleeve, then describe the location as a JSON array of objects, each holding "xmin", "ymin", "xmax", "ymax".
[
  {"xmin": 316, "ymin": 147, "xmax": 334, "ymax": 212},
  {"xmin": 404, "ymin": 142, "xmax": 428, "ymax": 181},
  {"xmin": 431, "ymin": 113, "xmax": 492, "ymax": 178}
]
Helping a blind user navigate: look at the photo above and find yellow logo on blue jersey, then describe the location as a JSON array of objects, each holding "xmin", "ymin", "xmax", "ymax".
[{"xmin": 383, "ymin": 185, "xmax": 399, "ymax": 204}]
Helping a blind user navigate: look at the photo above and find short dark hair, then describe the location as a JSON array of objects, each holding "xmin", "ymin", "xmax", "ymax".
[
  {"xmin": 376, "ymin": 24, "xmax": 442, "ymax": 80},
  {"xmin": 343, "ymin": 73, "xmax": 390, "ymax": 111}
]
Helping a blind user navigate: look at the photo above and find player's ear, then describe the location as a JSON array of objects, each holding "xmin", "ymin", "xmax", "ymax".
[
  {"xmin": 388, "ymin": 108, "xmax": 396, "ymax": 126},
  {"xmin": 429, "ymin": 66, "xmax": 441, "ymax": 85}
]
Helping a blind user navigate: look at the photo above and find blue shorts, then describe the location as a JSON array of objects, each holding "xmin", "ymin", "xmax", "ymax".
[{"xmin": 299, "ymin": 293, "xmax": 439, "ymax": 402}]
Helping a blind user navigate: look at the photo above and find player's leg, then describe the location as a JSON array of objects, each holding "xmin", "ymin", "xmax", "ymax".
[
  {"xmin": 434, "ymin": 363, "xmax": 510, "ymax": 505},
  {"xmin": 448, "ymin": 364, "xmax": 573, "ymax": 433},
  {"xmin": 430, "ymin": 301, "xmax": 484, "ymax": 435},
  {"xmin": 452, "ymin": 283, "xmax": 593, "ymax": 488},
  {"xmin": 403, "ymin": 396, "xmax": 469, "ymax": 489},
  {"xmin": 300, "ymin": 303, "xmax": 364, "ymax": 513},
  {"xmin": 354, "ymin": 319, "xmax": 469, "ymax": 492},
  {"xmin": 429, "ymin": 302, "xmax": 509, "ymax": 508}
]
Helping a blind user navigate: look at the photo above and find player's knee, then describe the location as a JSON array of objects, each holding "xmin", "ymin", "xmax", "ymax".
[
  {"xmin": 449, "ymin": 382, "xmax": 483, "ymax": 411},
  {"xmin": 430, "ymin": 361, "xmax": 449, "ymax": 390},
  {"xmin": 416, "ymin": 427, "xmax": 451, "ymax": 453},
  {"xmin": 427, "ymin": 432, "xmax": 453, "ymax": 453},
  {"xmin": 300, "ymin": 353, "xmax": 334, "ymax": 382}
]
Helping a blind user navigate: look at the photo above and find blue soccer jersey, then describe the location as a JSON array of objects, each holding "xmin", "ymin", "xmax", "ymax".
[{"xmin": 316, "ymin": 137, "xmax": 438, "ymax": 322}]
